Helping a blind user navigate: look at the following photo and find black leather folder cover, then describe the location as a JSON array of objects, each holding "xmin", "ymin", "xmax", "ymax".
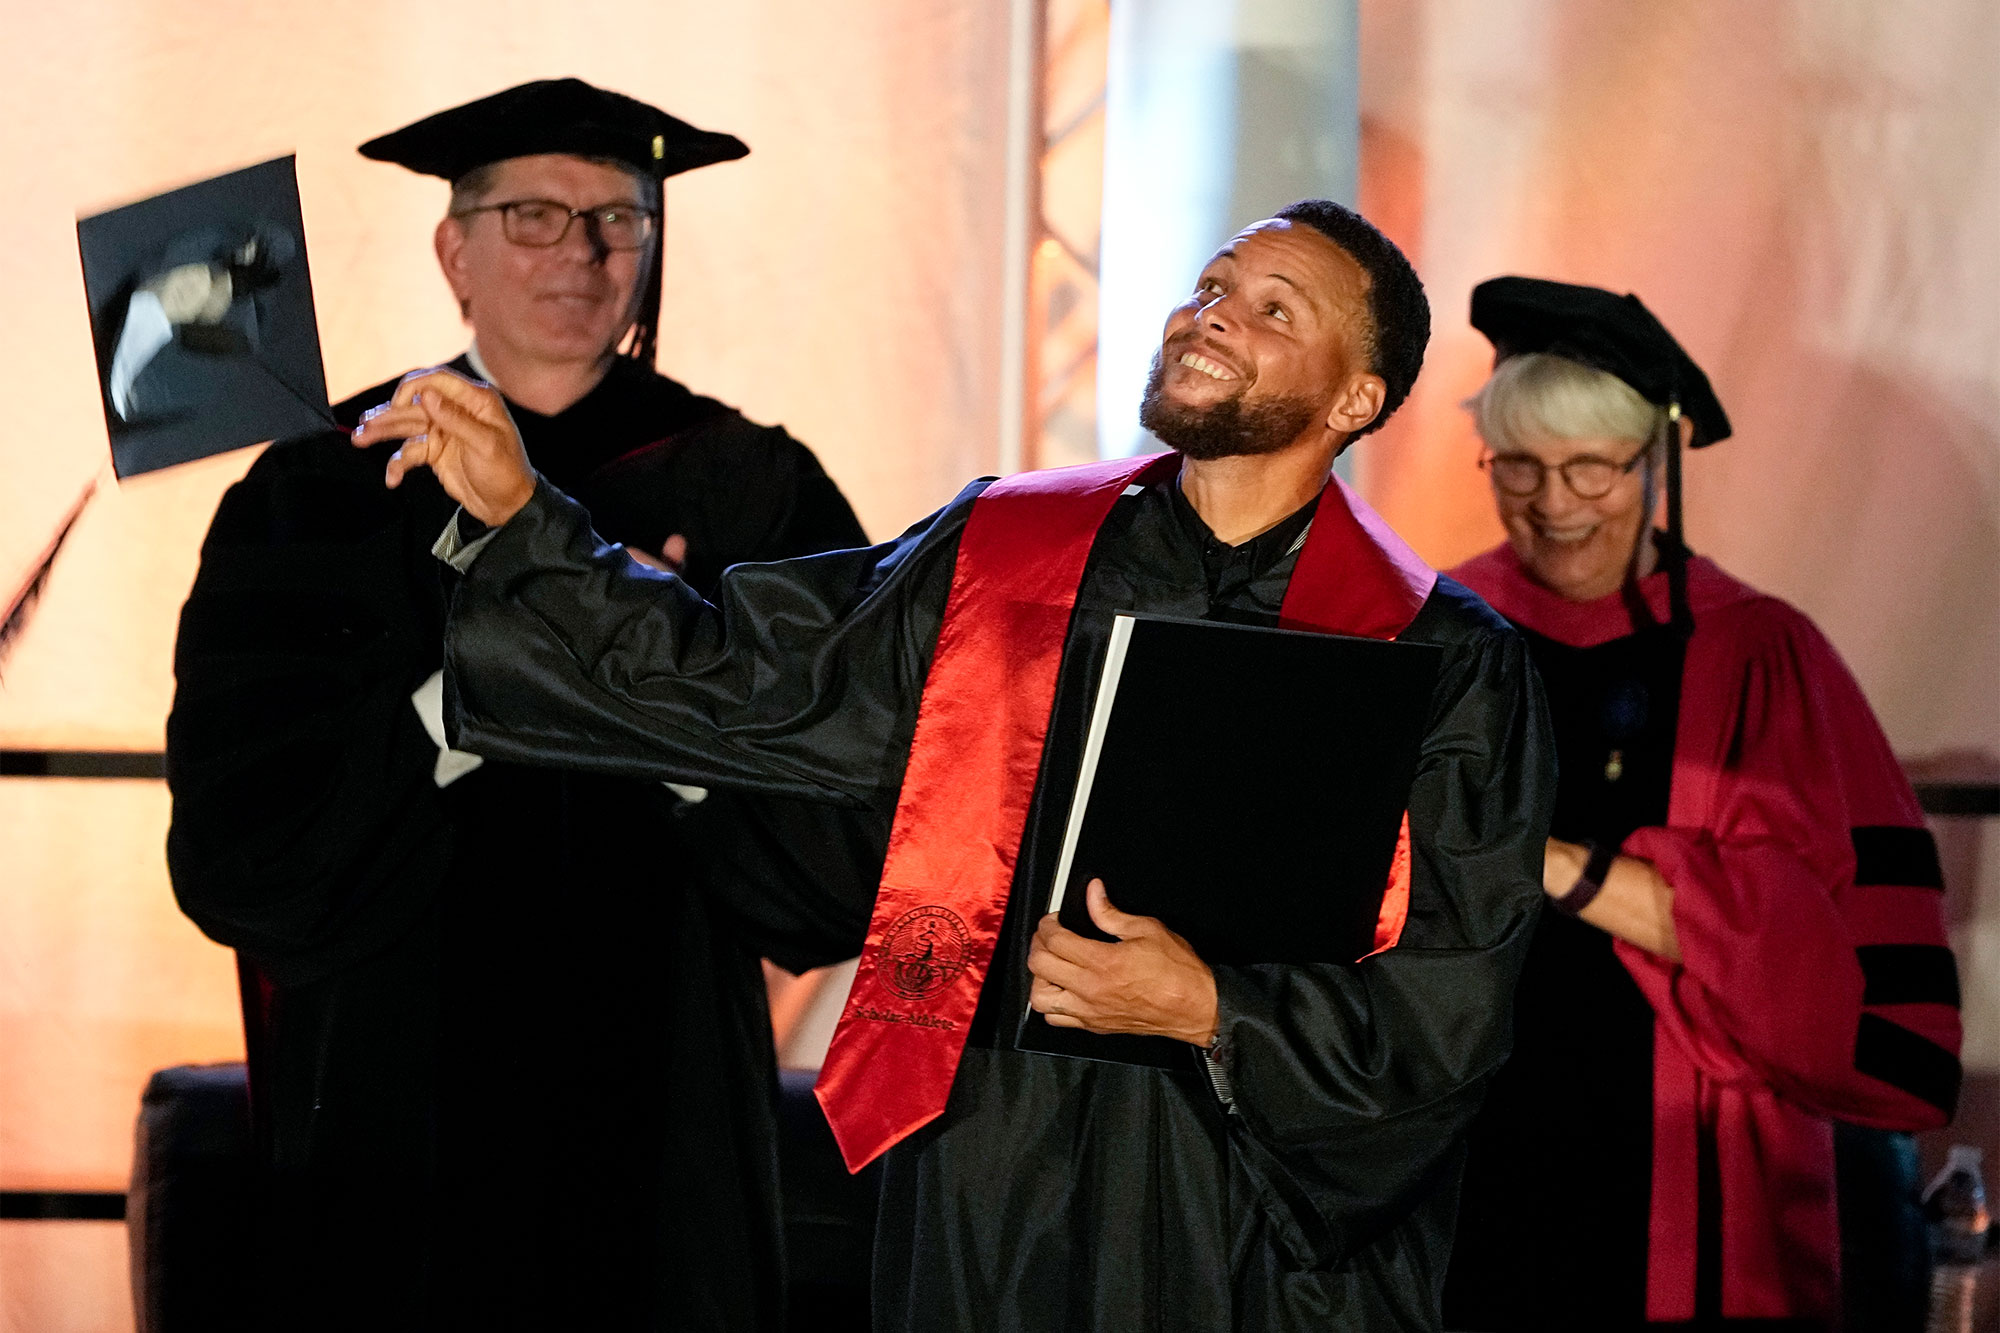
[{"xmin": 1017, "ymin": 613, "xmax": 1441, "ymax": 1069}]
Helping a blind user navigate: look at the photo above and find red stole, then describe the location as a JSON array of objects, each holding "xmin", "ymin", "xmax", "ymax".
[{"xmin": 815, "ymin": 453, "xmax": 1438, "ymax": 1171}]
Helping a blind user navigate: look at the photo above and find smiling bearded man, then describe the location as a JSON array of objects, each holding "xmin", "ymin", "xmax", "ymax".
[
  {"xmin": 354, "ymin": 197, "xmax": 1557, "ymax": 1332},
  {"xmin": 1139, "ymin": 326, "xmax": 1322, "ymax": 460},
  {"xmin": 1139, "ymin": 350, "xmax": 1322, "ymax": 459}
]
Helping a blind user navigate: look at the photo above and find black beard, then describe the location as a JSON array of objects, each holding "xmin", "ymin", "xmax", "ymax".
[{"xmin": 1137, "ymin": 350, "xmax": 1322, "ymax": 461}]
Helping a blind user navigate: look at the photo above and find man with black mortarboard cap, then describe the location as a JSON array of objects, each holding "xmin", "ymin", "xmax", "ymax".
[
  {"xmin": 1443, "ymin": 277, "xmax": 1959, "ymax": 1329},
  {"xmin": 355, "ymin": 199, "xmax": 1564, "ymax": 1331},
  {"xmin": 165, "ymin": 78, "xmax": 873, "ymax": 1330}
]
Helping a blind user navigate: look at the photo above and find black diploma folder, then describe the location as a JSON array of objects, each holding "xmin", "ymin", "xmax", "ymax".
[{"xmin": 1016, "ymin": 613, "xmax": 1441, "ymax": 1069}]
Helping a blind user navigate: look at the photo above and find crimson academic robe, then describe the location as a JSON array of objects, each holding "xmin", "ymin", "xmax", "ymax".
[
  {"xmin": 167, "ymin": 356, "xmax": 869, "ymax": 1331},
  {"xmin": 438, "ymin": 466, "xmax": 1556, "ymax": 1331},
  {"xmin": 1447, "ymin": 543, "xmax": 1961, "ymax": 1327}
]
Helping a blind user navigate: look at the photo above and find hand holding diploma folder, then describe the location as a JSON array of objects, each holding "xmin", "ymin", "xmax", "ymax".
[{"xmin": 1020, "ymin": 613, "xmax": 1441, "ymax": 1069}]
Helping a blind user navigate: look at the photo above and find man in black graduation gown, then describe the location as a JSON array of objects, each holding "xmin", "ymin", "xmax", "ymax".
[
  {"xmin": 166, "ymin": 79, "xmax": 868, "ymax": 1330},
  {"xmin": 356, "ymin": 199, "xmax": 1556, "ymax": 1331}
]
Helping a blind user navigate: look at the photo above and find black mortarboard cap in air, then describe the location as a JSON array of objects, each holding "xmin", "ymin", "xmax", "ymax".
[
  {"xmin": 359, "ymin": 79, "xmax": 749, "ymax": 366},
  {"xmin": 78, "ymin": 154, "xmax": 335, "ymax": 478},
  {"xmin": 1470, "ymin": 276, "xmax": 1727, "ymax": 637},
  {"xmin": 1469, "ymin": 276, "xmax": 1730, "ymax": 447}
]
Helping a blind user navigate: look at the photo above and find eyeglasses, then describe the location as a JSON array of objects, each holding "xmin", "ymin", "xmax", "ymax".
[
  {"xmin": 452, "ymin": 199, "xmax": 658, "ymax": 251},
  {"xmin": 1480, "ymin": 448, "xmax": 1649, "ymax": 500}
]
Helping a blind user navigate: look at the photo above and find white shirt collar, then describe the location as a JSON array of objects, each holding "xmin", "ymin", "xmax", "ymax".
[{"xmin": 463, "ymin": 340, "xmax": 494, "ymax": 383}]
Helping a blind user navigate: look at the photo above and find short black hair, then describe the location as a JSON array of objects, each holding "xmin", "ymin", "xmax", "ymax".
[{"xmin": 1271, "ymin": 199, "xmax": 1430, "ymax": 438}]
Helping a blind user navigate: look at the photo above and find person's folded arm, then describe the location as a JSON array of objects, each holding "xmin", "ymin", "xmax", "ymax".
[
  {"xmin": 1613, "ymin": 606, "xmax": 1960, "ymax": 1130},
  {"xmin": 348, "ymin": 365, "xmax": 977, "ymax": 809}
]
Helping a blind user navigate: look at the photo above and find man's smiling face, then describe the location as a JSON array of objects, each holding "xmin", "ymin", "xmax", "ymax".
[
  {"xmin": 436, "ymin": 153, "xmax": 653, "ymax": 370},
  {"xmin": 1139, "ymin": 219, "xmax": 1379, "ymax": 460}
]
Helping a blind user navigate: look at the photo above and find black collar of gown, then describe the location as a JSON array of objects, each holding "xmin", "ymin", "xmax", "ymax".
[{"xmin": 1164, "ymin": 472, "xmax": 1321, "ymax": 602}]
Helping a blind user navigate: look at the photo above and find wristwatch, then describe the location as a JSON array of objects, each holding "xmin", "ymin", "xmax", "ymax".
[{"xmin": 1556, "ymin": 839, "xmax": 1620, "ymax": 916}]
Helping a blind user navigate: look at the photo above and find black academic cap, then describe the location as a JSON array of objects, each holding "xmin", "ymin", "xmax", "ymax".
[
  {"xmin": 357, "ymin": 78, "xmax": 748, "ymax": 183},
  {"xmin": 1469, "ymin": 276, "xmax": 1731, "ymax": 447},
  {"xmin": 77, "ymin": 155, "xmax": 334, "ymax": 479}
]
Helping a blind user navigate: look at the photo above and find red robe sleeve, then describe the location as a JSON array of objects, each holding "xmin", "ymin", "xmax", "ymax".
[{"xmin": 1616, "ymin": 596, "xmax": 1961, "ymax": 1131}]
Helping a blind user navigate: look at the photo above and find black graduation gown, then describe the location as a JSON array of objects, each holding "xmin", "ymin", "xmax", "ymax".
[
  {"xmin": 441, "ymin": 472, "xmax": 1557, "ymax": 1332},
  {"xmin": 165, "ymin": 356, "xmax": 868, "ymax": 1331}
]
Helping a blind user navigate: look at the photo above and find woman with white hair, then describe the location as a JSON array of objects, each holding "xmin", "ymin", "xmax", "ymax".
[{"xmin": 1439, "ymin": 278, "xmax": 1960, "ymax": 1330}]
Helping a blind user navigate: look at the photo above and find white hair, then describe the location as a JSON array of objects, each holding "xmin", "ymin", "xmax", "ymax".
[{"xmin": 1468, "ymin": 352, "xmax": 1664, "ymax": 453}]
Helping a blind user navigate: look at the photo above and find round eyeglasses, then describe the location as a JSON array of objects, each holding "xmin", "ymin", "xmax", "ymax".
[
  {"xmin": 1480, "ymin": 448, "xmax": 1649, "ymax": 500},
  {"xmin": 452, "ymin": 199, "xmax": 658, "ymax": 252}
]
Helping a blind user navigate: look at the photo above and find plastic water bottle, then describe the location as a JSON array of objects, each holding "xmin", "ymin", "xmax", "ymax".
[
  {"xmin": 1923, "ymin": 1145, "xmax": 1991, "ymax": 1333},
  {"xmin": 1926, "ymin": 1145, "xmax": 1992, "ymax": 1264}
]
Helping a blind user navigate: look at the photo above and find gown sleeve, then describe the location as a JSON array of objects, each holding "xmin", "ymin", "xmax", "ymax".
[
  {"xmin": 1616, "ymin": 601, "xmax": 1961, "ymax": 1129},
  {"xmin": 165, "ymin": 435, "xmax": 456, "ymax": 986},
  {"xmin": 1203, "ymin": 611, "xmax": 1556, "ymax": 1264},
  {"xmin": 445, "ymin": 476, "xmax": 977, "ymax": 808},
  {"xmin": 565, "ymin": 417, "xmax": 881, "ymax": 969}
]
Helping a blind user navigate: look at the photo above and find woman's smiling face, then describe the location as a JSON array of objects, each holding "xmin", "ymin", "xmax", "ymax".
[{"xmin": 1493, "ymin": 432, "xmax": 1655, "ymax": 602}]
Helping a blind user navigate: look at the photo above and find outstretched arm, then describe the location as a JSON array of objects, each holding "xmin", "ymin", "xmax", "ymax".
[
  {"xmin": 353, "ymin": 366, "xmax": 980, "ymax": 808},
  {"xmin": 1615, "ymin": 608, "xmax": 1961, "ymax": 1129}
]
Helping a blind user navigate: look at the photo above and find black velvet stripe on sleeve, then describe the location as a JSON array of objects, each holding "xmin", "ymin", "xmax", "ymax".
[
  {"xmin": 1851, "ymin": 826, "xmax": 1944, "ymax": 890},
  {"xmin": 1853, "ymin": 1014, "xmax": 1962, "ymax": 1115},
  {"xmin": 1857, "ymin": 944, "xmax": 1962, "ymax": 1007}
]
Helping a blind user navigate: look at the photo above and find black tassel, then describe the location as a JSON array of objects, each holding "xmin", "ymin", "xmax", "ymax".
[
  {"xmin": 1664, "ymin": 401, "xmax": 1693, "ymax": 639},
  {"xmin": 0, "ymin": 481, "xmax": 95, "ymax": 672},
  {"xmin": 1619, "ymin": 410, "xmax": 1671, "ymax": 636},
  {"xmin": 624, "ymin": 177, "xmax": 665, "ymax": 367}
]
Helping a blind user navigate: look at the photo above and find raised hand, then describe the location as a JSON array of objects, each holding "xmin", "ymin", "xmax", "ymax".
[
  {"xmin": 1027, "ymin": 878, "xmax": 1219, "ymax": 1047},
  {"xmin": 350, "ymin": 367, "xmax": 537, "ymax": 527}
]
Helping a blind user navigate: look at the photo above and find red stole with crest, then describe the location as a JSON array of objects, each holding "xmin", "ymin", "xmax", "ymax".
[{"xmin": 815, "ymin": 453, "xmax": 1438, "ymax": 1171}]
